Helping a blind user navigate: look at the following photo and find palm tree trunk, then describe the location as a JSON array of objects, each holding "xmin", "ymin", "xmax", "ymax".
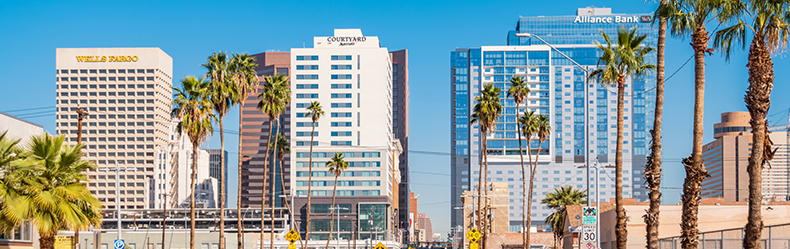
[
  {"xmin": 260, "ymin": 118, "xmax": 273, "ymax": 249},
  {"xmin": 515, "ymin": 103, "xmax": 527, "ymax": 249},
  {"xmin": 219, "ymin": 116, "xmax": 226, "ymax": 249},
  {"xmin": 192, "ymin": 142, "xmax": 199, "ymax": 249},
  {"xmin": 238, "ymin": 99, "xmax": 246, "ymax": 249},
  {"xmin": 644, "ymin": 5, "xmax": 666, "ymax": 249},
  {"xmin": 477, "ymin": 131, "xmax": 485, "ymax": 229},
  {"xmin": 307, "ymin": 122, "xmax": 316, "ymax": 242},
  {"xmin": 615, "ymin": 77, "xmax": 627, "ymax": 249},
  {"xmin": 327, "ymin": 175, "xmax": 339, "ymax": 249},
  {"xmin": 681, "ymin": 28, "xmax": 710, "ymax": 249},
  {"xmin": 743, "ymin": 34, "xmax": 773, "ymax": 249},
  {"xmin": 525, "ymin": 141, "xmax": 535, "ymax": 249},
  {"xmin": 271, "ymin": 118, "xmax": 279, "ymax": 249},
  {"xmin": 40, "ymin": 233, "xmax": 56, "ymax": 249}
]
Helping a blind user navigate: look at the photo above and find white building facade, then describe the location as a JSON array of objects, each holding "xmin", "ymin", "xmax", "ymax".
[
  {"xmin": 55, "ymin": 48, "xmax": 173, "ymax": 209},
  {"xmin": 288, "ymin": 29, "xmax": 401, "ymax": 240},
  {"xmin": 289, "ymin": 29, "xmax": 397, "ymax": 200}
]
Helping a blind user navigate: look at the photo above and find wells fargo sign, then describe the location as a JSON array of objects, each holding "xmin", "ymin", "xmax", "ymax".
[{"xmin": 76, "ymin": 55, "xmax": 138, "ymax": 62}]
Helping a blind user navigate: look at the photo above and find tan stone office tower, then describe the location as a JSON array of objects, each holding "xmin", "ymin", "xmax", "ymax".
[{"xmin": 55, "ymin": 48, "xmax": 173, "ymax": 209}]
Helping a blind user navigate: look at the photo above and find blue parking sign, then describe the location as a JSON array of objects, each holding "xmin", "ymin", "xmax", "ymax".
[{"xmin": 114, "ymin": 239, "xmax": 125, "ymax": 249}]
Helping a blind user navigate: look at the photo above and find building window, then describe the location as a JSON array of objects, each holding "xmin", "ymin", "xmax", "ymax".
[
  {"xmin": 331, "ymin": 55, "xmax": 352, "ymax": 60},
  {"xmin": 331, "ymin": 84, "xmax": 352, "ymax": 89},
  {"xmin": 331, "ymin": 74, "xmax": 352, "ymax": 80},
  {"xmin": 296, "ymin": 94, "xmax": 319, "ymax": 99},
  {"xmin": 296, "ymin": 75, "xmax": 319, "ymax": 80},
  {"xmin": 331, "ymin": 103, "xmax": 352, "ymax": 108},
  {"xmin": 296, "ymin": 55, "xmax": 319, "ymax": 61},
  {"xmin": 296, "ymin": 65, "xmax": 319, "ymax": 70},
  {"xmin": 331, "ymin": 65, "xmax": 353, "ymax": 70}
]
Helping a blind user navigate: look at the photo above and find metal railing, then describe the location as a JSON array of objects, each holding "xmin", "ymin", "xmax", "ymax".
[{"xmin": 659, "ymin": 223, "xmax": 790, "ymax": 249}]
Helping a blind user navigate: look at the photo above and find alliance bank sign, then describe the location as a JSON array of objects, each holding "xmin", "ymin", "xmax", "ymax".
[{"xmin": 574, "ymin": 15, "xmax": 651, "ymax": 24}]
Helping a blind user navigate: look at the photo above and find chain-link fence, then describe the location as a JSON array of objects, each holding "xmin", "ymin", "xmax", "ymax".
[{"xmin": 658, "ymin": 223, "xmax": 790, "ymax": 249}]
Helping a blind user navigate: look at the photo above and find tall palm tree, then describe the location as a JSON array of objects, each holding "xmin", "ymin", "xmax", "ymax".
[
  {"xmin": 661, "ymin": 1, "xmax": 740, "ymax": 247},
  {"xmin": 518, "ymin": 110, "xmax": 538, "ymax": 248},
  {"xmin": 305, "ymin": 101, "xmax": 324, "ymax": 242},
  {"xmin": 644, "ymin": 0, "xmax": 669, "ymax": 247},
  {"xmin": 228, "ymin": 52, "xmax": 258, "ymax": 248},
  {"xmin": 541, "ymin": 186, "xmax": 587, "ymax": 249},
  {"xmin": 507, "ymin": 76, "xmax": 530, "ymax": 249},
  {"xmin": 589, "ymin": 27, "xmax": 655, "ymax": 249},
  {"xmin": 1, "ymin": 134, "xmax": 102, "ymax": 249},
  {"xmin": 470, "ymin": 83, "xmax": 502, "ymax": 240},
  {"xmin": 325, "ymin": 153, "xmax": 348, "ymax": 249},
  {"xmin": 257, "ymin": 73, "xmax": 291, "ymax": 248},
  {"xmin": 713, "ymin": 1, "xmax": 790, "ymax": 247},
  {"xmin": 172, "ymin": 76, "xmax": 215, "ymax": 249},
  {"xmin": 273, "ymin": 134, "xmax": 293, "ymax": 231},
  {"xmin": 203, "ymin": 51, "xmax": 234, "ymax": 249}
]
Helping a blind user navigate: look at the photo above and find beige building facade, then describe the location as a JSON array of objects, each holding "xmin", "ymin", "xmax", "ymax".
[
  {"xmin": 701, "ymin": 111, "xmax": 790, "ymax": 202},
  {"xmin": 55, "ymin": 48, "xmax": 173, "ymax": 209}
]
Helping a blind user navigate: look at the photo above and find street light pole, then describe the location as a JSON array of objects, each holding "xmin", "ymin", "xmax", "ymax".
[
  {"xmin": 515, "ymin": 32, "xmax": 592, "ymax": 204},
  {"xmin": 515, "ymin": 32, "xmax": 596, "ymax": 248},
  {"xmin": 279, "ymin": 193, "xmax": 306, "ymax": 230},
  {"xmin": 329, "ymin": 206, "xmax": 348, "ymax": 249},
  {"xmin": 100, "ymin": 163, "xmax": 136, "ymax": 240}
]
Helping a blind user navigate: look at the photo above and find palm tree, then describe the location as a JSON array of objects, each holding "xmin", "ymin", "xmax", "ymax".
[
  {"xmin": 203, "ymin": 51, "xmax": 234, "ymax": 249},
  {"xmin": 644, "ymin": 0, "xmax": 669, "ymax": 247},
  {"xmin": 470, "ymin": 83, "xmax": 502, "ymax": 239},
  {"xmin": 305, "ymin": 101, "xmax": 324, "ymax": 242},
  {"xmin": 589, "ymin": 27, "xmax": 655, "ymax": 249},
  {"xmin": 541, "ymin": 186, "xmax": 587, "ymax": 249},
  {"xmin": 713, "ymin": 1, "xmax": 790, "ymax": 247},
  {"xmin": 172, "ymin": 76, "xmax": 215, "ymax": 249},
  {"xmin": 661, "ymin": 1, "xmax": 740, "ymax": 247},
  {"xmin": 257, "ymin": 73, "xmax": 291, "ymax": 248},
  {"xmin": 273, "ymin": 134, "xmax": 294, "ymax": 232},
  {"xmin": 228, "ymin": 52, "xmax": 258, "ymax": 248},
  {"xmin": 1, "ymin": 134, "xmax": 102, "ymax": 249},
  {"xmin": 507, "ymin": 76, "xmax": 530, "ymax": 249},
  {"xmin": 518, "ymin": 110, "xmax": 538, "ymax": 248},
  {"xmin": 325, "ymin": 153, "xmax": 348, "ymax": 249}
]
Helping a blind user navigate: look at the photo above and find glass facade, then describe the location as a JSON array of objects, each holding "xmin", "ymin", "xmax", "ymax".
[{"xmin": 451, "ymin": 7, "xmax": 656, "ymax": 230}]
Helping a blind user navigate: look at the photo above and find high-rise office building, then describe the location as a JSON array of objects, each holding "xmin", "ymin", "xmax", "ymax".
[
  {"xmin": 55, "ymin": 48, "xmax": 173, "ymax": 209},
  {"xmin": 159, "ymin": 119, "xmax": 217, "ymax": 208},
  {"xmin": 239, "ymin": 52, "xmax": 291, "ymax": 208},
  {"xmin": 701, "ymin": 111, "xmax": 790, "ymax": 201},
  {"xmin": 450, "ymin": 7, "xmax": 656, "ymax": 230},
  {"xmin": 208, "ymin": 149, "xmax": 228, "ymax": 207},
  {"xmin": 289, "ymin": 29, "xmax": 402, "ymax": 240},
  {"xmin": 390, "ymin": 49, "xmax": 410, "ymax": 236}
]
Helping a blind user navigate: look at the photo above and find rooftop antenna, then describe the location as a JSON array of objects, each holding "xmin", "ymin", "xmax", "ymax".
[{"xmin": 303, "ymin": 40, "xmax": 305, "ymax": 48}]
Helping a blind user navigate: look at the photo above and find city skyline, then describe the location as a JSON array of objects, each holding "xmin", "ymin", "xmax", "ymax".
[{"xmin": 3, "ymin": 0, "xmax": 790, "ymax": 237}]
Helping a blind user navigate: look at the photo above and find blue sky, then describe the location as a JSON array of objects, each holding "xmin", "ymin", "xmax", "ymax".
[{"xmin": 2, "ymin": 0, "xmax": 790, "ymax": 237}]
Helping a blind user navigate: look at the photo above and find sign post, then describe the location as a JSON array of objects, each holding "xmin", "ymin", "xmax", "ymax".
[{"xmin": 580, "ymin": 207, "xmax": 597, "ymax": 248}]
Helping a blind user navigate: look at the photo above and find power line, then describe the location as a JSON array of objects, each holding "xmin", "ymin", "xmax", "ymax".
[{"xmin": 1, "ymin": 106, "xmax": 56, "ymax": 113}]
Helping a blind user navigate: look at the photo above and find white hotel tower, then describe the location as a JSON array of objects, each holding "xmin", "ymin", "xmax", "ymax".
[{"xmin": 289, "ymin": 29, "xmax": 402, "ymax": 240}]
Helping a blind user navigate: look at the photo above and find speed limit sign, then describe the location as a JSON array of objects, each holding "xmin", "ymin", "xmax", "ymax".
[{"xmin": 581, "ymin": 225, "xmax": 596, "ymax": 243}]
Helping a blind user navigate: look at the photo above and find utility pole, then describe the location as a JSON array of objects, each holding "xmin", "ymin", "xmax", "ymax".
[
  {"xmin": 74, "ymin": 107, "xmax": 88, "ymax": 249},
  {"xmin": 459, "ymin": 194, "xmax": 488, "ymax": 229},
  {"xmin": 161, "ymin": 193, "xmax": 171, "ymax": 249},
  {"xmin": 76, "ymin": 107, "xmax": 88, "ymax": 147}
]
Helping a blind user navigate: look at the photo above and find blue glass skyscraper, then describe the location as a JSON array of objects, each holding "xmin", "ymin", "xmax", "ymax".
[{"xmin": 450, "ymin": 7, "xmax": 656, "ymax": 231}]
